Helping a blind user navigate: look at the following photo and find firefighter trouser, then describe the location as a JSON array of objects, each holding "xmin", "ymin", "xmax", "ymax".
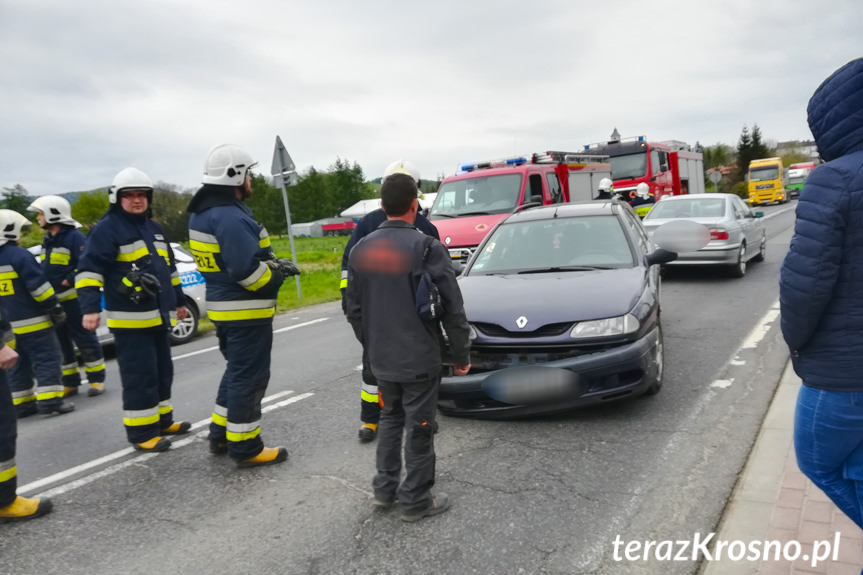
[
  {"xmin": 360, "ymin": 346, "xmax": 381, "ymax": 425},
  {"xmin": 9, "ymin": 329, "xmax": 64, "ymax": 414},
  {"xmin": 373, "ymin": 375, "xmax": 440, "ymax": 513},
  {"xmin": 0, "ymin": 370, "xmax": 18, "ymax": 508},
  {"xmin": 57, "ymin": 299, "xmax": 105, "ymax": 388},
  {"xmin": 114, "ymin": 329, "xmax": 176, "ymax": 444},
  {"xmin": 210, "ymin": 323, "xmax": 273, "ymax": 461}
]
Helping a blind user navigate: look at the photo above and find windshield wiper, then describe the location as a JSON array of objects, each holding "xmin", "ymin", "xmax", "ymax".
[
  {"xmin": 456, "ymin": 211, "xmax": 492, "ymax": 217},
  {"xmin": 516, "ymin": 266, "xmax": 610, "ymax": 274},
  {"xmin": 431, "ymin": 213, "xmax": 457, "ymax": 218}
]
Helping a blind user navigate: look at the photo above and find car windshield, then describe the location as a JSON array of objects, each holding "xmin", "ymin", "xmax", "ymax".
[
  {"xmin": 430, "ymin": 174, "xmax": 522, "ymax": 217},
  {"xmin": 609, "ymin": 152, "xmax": 647, "ymax": 180},
  {"xmin": 749, "ymin": 166, "xmax": 779, "ymax": 181},
  {"xmin": 468, "ymin": 215, "xmax": 634, "ymax": 274},
  {"xmin": 644, "ymin": 198, "xmax": 726, "ymax": 220}
]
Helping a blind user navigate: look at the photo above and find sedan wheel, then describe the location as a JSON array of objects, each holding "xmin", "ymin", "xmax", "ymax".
[
  {"xmin": 752, "ymin": 235, "xmax": 766, "ymax": 262},
  {"xmin": 729, "ymin": 243, "xmax": 747, "ymax": 278},
  {"xmin": 644, "ymin": 326, "xmax": 663, "ymax": 396}
]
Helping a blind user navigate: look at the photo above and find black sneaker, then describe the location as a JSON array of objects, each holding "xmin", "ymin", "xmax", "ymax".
[
  {"xmin": 38, "ymin": 401, "xmax": 75, "ymax": 415},
  {"xmin": 400, "ymin": 492, "xmax": 450, "ymax": 522}
]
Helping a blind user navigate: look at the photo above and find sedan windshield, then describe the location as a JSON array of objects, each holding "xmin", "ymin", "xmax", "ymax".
[
  {"xmin": 468, "ymin": 215, "xmax": 634, "ymax": 274},
  {"xmin": 644, "ymin": 198, "xmax": 726, "ymax": 219},
  {"xmin": 430, "ymin": 174, "xmax": 522, "ymax": 217}
]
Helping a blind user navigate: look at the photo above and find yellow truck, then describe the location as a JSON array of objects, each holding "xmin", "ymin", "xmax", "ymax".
[{"xmin": 748, "ymin": 157, "xmax": 788, "ymax": 205}]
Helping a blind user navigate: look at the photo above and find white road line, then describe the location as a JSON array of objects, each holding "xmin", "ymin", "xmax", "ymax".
[
  {"xmin": 761, "ymin": 205, "xmax": 795, "ymax": 221},
  {"xmin": 18, "ymin": 390, "xmax": 310, "ymax": 497},
  {"xmin": 172, "ymin": 317, "xmax": 330, "ymax": 361}
]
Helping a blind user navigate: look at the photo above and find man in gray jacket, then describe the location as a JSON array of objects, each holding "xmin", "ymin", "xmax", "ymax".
[{"xmin": 346, "ymin": 172, "xmax": 471, "ymax": 522}]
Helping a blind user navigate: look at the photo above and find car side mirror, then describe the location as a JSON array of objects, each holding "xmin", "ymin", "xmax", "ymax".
[
  {"xmin": 647, "ymin": 248, "xmax": 677, "ymax": 267},
  {"xmin": 530, "ymin": 194, "xmax": 542, "ymax": 204},
  {"xmin": 754, "ymin": 211, "xmax": 764, "ymax": 218},
  {"xmin": 451, "ymin": 261, "xmax": 465, "ymax": 276}
]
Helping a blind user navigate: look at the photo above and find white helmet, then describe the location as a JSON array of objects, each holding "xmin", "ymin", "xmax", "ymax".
[
  {"xmin": 27, "ymin": 195, "xmax": 81, "ymax": 228},
  {"xmin": 635, "ymin": 182, "xmax": 650, "ymax": 199},
  {"xmin": 0, "ymin": 209, "xmax": 32, "ymax": 246},
  {"xmin": 202, "ymin": 144, "xmax": 258, "ymax": 187},
  {"xmin": 382, "ymin": 160, "xmax": 421, "ymax": 187},
  {"xmin": 109, "ymin": 167, "xmax": 153, "ymax": 205},
  {"xmin": 598, "ymin": 177, "xmax": 613, "ymax": 193}
]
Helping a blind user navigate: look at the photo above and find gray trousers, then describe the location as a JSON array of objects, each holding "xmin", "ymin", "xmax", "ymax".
[{"xmin": 373, "ymin": 376, "xmax": 439, "ymax": 512}]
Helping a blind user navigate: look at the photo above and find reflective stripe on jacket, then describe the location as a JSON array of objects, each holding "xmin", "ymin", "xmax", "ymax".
[{"xmin": 0, "ymin": 244, "xmax": 59, "ymax": 335}]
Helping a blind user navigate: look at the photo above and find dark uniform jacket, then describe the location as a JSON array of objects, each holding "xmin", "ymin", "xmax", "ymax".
[
  {"xmin": 346, "ymin": 220, "xmax": 471, "ymax": 382},
  {"xmin": 340, "ymin": 208, "xmax": 438, "ymax": 310},
  {"xmin": 0, "ymin": 243, "xmax": 59, "ymax": 336},
  {"xmin": 40, "ymin": 226, "xmax": 86, "ymax": 303},
  {"xmin": 76, "ymin": 209, "xmax": 183, "ymax": 331},
  {"xmin": 187, "ymin": 185, "xmax": 284, "ymax": 326},
  {"xmin": 780, "ymin": 58, "xmax": 863, "ymax": 391}
]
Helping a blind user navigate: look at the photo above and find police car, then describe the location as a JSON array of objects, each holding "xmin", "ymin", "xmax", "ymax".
[{"xmin": 28, "ymin": 242, "xmax": 207, "ymax": 346}]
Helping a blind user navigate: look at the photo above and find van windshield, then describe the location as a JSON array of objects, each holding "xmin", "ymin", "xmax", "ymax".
[
  {"xmin": 430, "ymin": 174, "xmax": 523, "ymax": 217},
  {"xmin": 609, "ymin": 153, "xmax": 647, "ymax": 180}
]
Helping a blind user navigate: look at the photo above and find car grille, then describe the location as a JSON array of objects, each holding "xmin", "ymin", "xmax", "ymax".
[{"xmin": 473, "ymin": 321, "xmax": 573, "ymax": 338}]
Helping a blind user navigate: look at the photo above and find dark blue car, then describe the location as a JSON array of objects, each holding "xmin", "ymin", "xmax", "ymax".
[{"xmin": 438, "ymin": 200, "xmax": 677, "ymax": 418}]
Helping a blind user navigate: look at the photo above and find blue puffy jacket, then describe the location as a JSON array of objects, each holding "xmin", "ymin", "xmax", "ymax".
[{"xmin": 779, "ymin": 58, "xmax": 863, "ymax": 391}]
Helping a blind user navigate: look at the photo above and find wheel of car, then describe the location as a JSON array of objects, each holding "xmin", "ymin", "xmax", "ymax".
[
  {"xmin": 752, "ymin": 234, "xmax": 766, "ymax": 262},
  {"xmin": 170, "ymin": 299, "xmax": 199, "ymax": 345},
  {"xmin": 644, "ymin": 325, "xmax": 663, "ymax": 396},
  {"xmin": 729, "ymin": 242, "xmax": 747, "ymax": 278}
]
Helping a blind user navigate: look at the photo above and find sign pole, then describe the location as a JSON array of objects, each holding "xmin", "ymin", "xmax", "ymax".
[{"xmin": 271, "ymin": 135, "xmax": 301, "ymax": 299}]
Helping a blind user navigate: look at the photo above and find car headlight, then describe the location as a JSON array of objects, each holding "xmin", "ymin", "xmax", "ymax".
[{"xmin": 569, "ymin": 314, "xmax": 640, "ymax": 338}]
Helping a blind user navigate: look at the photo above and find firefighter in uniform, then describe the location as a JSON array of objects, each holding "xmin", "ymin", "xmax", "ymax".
[
  {"xmin": 630, "ymin": 183, "xmax": 656, "ymax": 218},
  {"xmin": 0, "ymin": 307, "xmax": 53, "ymax": 522},
  {"xmin": 339, "ymin": 160, "xmax": 439, "ymax": 443},
  {"xmin": 595, "ymin": 177, "xmax": 615, "ymax": 200},
  {"xmin": 187, "ymin": 144, "xmax": 298, "ymax": 468},
  {"xmin": 77, "ymin": 168, "xmax": 191, "ymax": 452},
  {"xmin": 27, "ymin": 195, "xmax": 107, "ymax": 398},
  {"xmin": 0, "ymin": 209, "xmax": 74, "ymax": 417}
]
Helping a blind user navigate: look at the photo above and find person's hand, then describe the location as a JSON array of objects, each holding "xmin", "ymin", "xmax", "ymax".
[
  {"xmin": 176, "ymin": 306, "xmax": 188, "ymax": 320},
  {"xmin": 0, "ymin": 345, "xmax": 18, "ymax": 370},
  {"xmin": 453, "ymin": 363, "xmax": 471, "ymax": 376},
  {"xmin": 82, "ymin": 312, "xmax": 101, "ymax": 331},
  {"xmin": 61, "ymin": 279, "xmax": 71, "ymax": 287}
]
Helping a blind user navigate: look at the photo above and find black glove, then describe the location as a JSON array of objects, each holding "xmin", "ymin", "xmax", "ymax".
[
  {"xmin": 267, "ymin": 258, "xmax": 300, "ymax": 277},
  {"xmin": 49, "ymin": 304, "xmax": 67, "ymax": 327}
]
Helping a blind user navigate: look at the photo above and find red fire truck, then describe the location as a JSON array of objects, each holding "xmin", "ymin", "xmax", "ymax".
[
  {"xmin": 582, "ymin": 135, "xmax": 705, "ymax": 201},
  {"xmin": 428, "ymin": 152, "xmax": 611, "ymax": 261}
]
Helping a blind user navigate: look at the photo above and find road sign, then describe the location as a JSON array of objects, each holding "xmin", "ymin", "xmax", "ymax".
[
  {"xmin": 709, "ymin": 171, "xmax": 723, "ymax": 184},
  {"xmin": 271, "ymin": 135, "xmax": 301, "ymax": 299},
  {"xmin": 271, "ymin": 136, "xmax": 296, "ymax": 175}
]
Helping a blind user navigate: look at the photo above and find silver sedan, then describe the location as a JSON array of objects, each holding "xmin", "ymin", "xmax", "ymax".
[{"xmin": 641, "ymin": 193, "xmax": 766, "ymax": 278}]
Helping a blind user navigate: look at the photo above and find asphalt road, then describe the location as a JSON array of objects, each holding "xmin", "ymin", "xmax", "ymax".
[{"xmin": 2, "ymin": 201, "xmax": 798, "ymax": 575}]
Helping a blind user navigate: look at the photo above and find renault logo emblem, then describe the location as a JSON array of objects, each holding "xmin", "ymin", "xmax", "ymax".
[
  {"xmin": 445, "ymin": 236, "xmax": 451, "ymax": 245},
  {"xmin": 516, "ymin": 316, "xmax": 528, "ymax": 329}
]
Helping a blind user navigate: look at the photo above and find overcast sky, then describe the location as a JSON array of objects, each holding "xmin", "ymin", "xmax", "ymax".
[{"xmin": 2, "ymin": 0, "xmax": 861, "ymax": 196}]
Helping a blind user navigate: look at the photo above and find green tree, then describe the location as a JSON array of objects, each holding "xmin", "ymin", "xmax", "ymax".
[
  {"xmin": 735, "ymin": 125, "xmax": 754, "ymax": 183},
  {"xmin": 750, "ymin": 124, "xmax": 772, "ymax": 161},
  {"xmin": 152, "ymin": 184, "xmax": 193, "ymax": 242},
  {"xmin": 780, "ymin": 145, "xmax": 810, "ymax": 167},
  {"xmin": 71, "ymin": 190, "xmax": 110, "ymax": 232},
  {"xmin": 2, "ymin": 184, "xmax": 32, "ymax": 214},
  {"xmin": 246, "ymin": 175, "xmax": 288, "ymax": 236}
]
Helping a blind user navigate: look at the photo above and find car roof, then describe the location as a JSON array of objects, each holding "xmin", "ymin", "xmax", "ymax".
[
  {"xmin": 501, "ymin": 201, "xmax": 619, "ymax": 223},
  {"xmin": 658, "ymin": 194, "xmax": 734, "ymax": 201}
]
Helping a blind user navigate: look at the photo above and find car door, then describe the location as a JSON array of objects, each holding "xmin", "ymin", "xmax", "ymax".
[{"xmin": 731, "ymin": 197, "xmax": 757, "ymax": 257}]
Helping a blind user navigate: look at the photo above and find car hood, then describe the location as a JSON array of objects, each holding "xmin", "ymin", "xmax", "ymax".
[
  {"xmin": 432, "ymin": 214, "xmax": 508, "ymax": 248},
  {"xmin": 459, "ymin": 268, "xmax": 645, "ymax": 329}
]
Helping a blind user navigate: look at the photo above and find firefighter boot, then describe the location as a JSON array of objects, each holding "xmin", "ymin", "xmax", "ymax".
[
  {"xmin": 38, "ymin": 401, "xmax": 75, "ymax": 415},
  {"xmin": 209, "ymin": 439, "xmax": 227, "ymax": 455},
  {"xmin": 63, "ymin": 386, "xmax": 79, "ymax": 398},
  {"xmin": 16, "ymin": 403, "xmax": 38, "ymax": 418},
  {"xmin": 132, "ymin": 437, "xmax": 171, "ymax": 452},
  {"xmin": 358, "ymin": 423, "xmax": 377, "ymax": 443},
  {"xmin": 0, "ymin": 496, "xmax": 53, "ymax": 523},
  {"xmin": 161, "ymin": 421, "xmax": 191, "ymax": 435},
  {"xmin": 88, "ymin": 382, "xmax": 105, "ymax": 397},
  {"xmin": 236, "ymin": 446, "xmax": 288, "ymax": 469}
]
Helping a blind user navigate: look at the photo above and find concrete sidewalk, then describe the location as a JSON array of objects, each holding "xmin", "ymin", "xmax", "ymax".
[{"xmin": 702, "ymin": 363, "xmax": 863, "ymax": 575}]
